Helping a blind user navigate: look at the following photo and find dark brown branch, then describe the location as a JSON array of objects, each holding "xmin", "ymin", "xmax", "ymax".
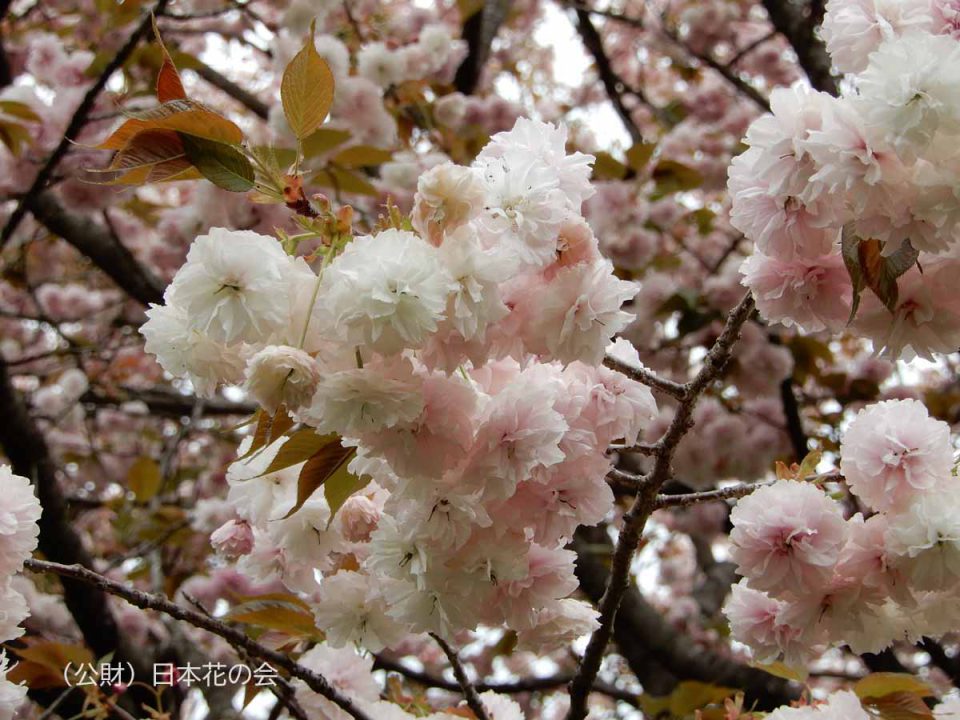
[
  {"xmin": 602, "ymin": 355, "xmax": 686, "ymax": 399},
  {"xmin": 0, "ymin": 0, "xmax": 172, "ymax": 249},
  {"xmin": 655, "ymin": 480, "xmax": 775, "ymax": 509},
  {"xmin": 572, "ymin": 9, "xmax": 645, "ymax": 144},
  {"xmin": 454, "ymin": 0, "xmax": 513, "ymax": 94},
  {"xmin": 761, "ymin": 0, "xmax": 837, "ymax": 95},
  {"xmin": 26, "ymin": 191, "xmax": 165, "ymax": 306},
  {"xmin": 372, "ymin": 655, "xmax": 641, "ymax": 707},
  {"xmin": 24, "ymin": 558, "xmax": 376, "ymax": 720},
  {"xmin": 431, "ymin": 634, "xmax": 491, "ymax": 720},
  {"xmin": 0, "ymin": 357, "xmax": 155, "ymax": 713},
  {"xmin": 572, "ymin": 530, "xmax": 799, "ymax": 709},
  {"xmin": 190, "ymin": 62, "xmax": 270, "ymax": 120},
  {"xmin": 566, "ymin": 293, "xmax": 755, "ymax": 720},
  {"xmin": 82, "ymin": 387, "xmax": 256, "ymax": 418}
]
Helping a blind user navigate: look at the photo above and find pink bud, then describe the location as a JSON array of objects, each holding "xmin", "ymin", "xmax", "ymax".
[{"xmin": 210, "ymin": 519, "xmax": 255, "ymax": 559}]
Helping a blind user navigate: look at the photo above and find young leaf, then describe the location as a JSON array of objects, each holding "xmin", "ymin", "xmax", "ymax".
[
  {"xmin": 179, "ymin": 133, "xmax": 255, "ymax": 192},
  {"xmin": 591, "ymin": 151, "xmax": 628, "ymax": 181},
  {"xmin": 283, "ymin": 437, "xmax": 355, "ymax": 518},
  {"xmin": 259, "ymin": 429, "xmax": 336, "ymax": 476},
  {"xmin": 841, "ymin": 225, "xmax": 919, "ymax": 322},
  {"xmin": 152, "ymin": 15, "xmax": 187, "ymax": 103},
  {"xmin": 0, "ymin": 100, "xmax": 41, "ymax": 123},
  {"xmin": 96, "ymin": 99, "xmax": 244, "ymax": 151},
  {"xmin": 302, "ymin": 127, "xmax": 352, "ymax": 157},
  {"xmin": 331, "ymin": 145, "xmax": 394, "ymax": 168},
  {"xmin": 325, "ymin": 462, "xmax": 369, "ymax": 528},
  {"xmin": 281, "ymin": 21, "xmax": 335, "ymax": 139},
  {"xmin": 128, "ymin": 456, "xmax": 163, "ymax": 503},
  {"xmin": 855, "ymin": 673, "xmax": 934, "ymax": 700},
  {"xmin": 225, "ymin": 597, "xmax": 319, "ymax": 636},
  {"xmin": 651, "ymin": 160, "xmax": 702, "ymax": 198},
  {"xmin": 311, "ymin": 166, "xmax": 379, "ymax": 196},
  {"xmin": 625, "ymin": 141, "xmax": 656, "ymax": 171}
]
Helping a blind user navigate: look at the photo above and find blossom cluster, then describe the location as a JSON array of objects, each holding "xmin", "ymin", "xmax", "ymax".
[
  {"xmin": 0, "ymin": 466, "xmax": 42, "ymax": 719},
  {"xmin": 734, "ymin": 0, "xmax": 960, "ymax": 359},
  {"xmin": 724, "ymin": 398, "xmax": 960, "ymax": 666},
  {"xmin": 143, "ymin": 119, "xmax": 658, "ymax": 656}
]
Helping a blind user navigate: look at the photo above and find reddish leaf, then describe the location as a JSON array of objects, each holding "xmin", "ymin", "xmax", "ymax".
[
  {"xmin": 152, "ymin": 16, "xmax": 187, "ymax": 103},
  {"xmin": 284, "ymin": 438, "xmax": 355, "ymax": 518}
]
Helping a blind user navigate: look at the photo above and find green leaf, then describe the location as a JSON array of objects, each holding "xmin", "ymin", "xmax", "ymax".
[
  {"xmin": 862, "ymin": 691, "xmax": 934, "ymax": 720},
  {"xmin": 311, "ymin": 166, "xmax": 379, "ymax": 197},
  {"xmin": 281, "ymin": 20, "xmax": 335, "ymax": 139},
  {"xmin": 0, "ymin": 100, "xmax": 41, "ymax": 123},
  {"xmin": 639, "ymin": 681, "xmax": 738, "ymax": 718},
  {"xmin": 331, "ymin": 144, "xmax": 394, "ymax": 168},
  {"xmin": 284, "ymin": 437, "xmax": 355, "ymax": 519},
  {"xmin": 259, "ymin": 429, "xmax": 335, "ymax": 476},
  {"xmin": 591, "ymin": 151, "xmax": 628, "ymax": 181},
  {"xmin": 856, "ymin": 673, "xmax": 934, "ymax": 700},
  {"xmin": 302, "ymin": 128, "xmax": 352, "ymax": 157},
  {"xmin": 128, "ymin": 456, "xmax": 163, "ymax": 503},
  {"xmin": 625, "ymin": 141, "xmax": 656, "ymax": 171},
  {"xmin": 797, "ymin": 450, "xmax": 822, "ymax": 480},
  {"xmin": 750, "ymin": 660, "xmax": 809, "ymax": 683},
  {"xmin": 179, "ymin": 133, "xmax": 255, "ymax": 192},
  {"xmin": 0, "ymin": 120, "xmax": 32, "ymax": 157},
  {"xmin": 324, "ymin": 462, "xmax": 369, "ymax": 529},
  {"xmin": 225, "ymin": 595, "xmax": 319, "ymax": 637},
  {"xmin": 651, "ymin": 160, "xmax": 702, "ymax": 198}
]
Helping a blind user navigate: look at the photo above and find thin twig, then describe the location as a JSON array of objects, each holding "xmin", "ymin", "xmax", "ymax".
[
  {"xmin": 602, "ymin": 355, "xmax": 686, "ymax": 399},
  {"xmin": 0, "ymin": 0, "xmax": 172, "ymax": 249},
  {"xmin": 430, "ymin": 634, "xmax": 490, "ymax": 720},
  {"xmin": 24, "ymin": 558, "xmax": 375, "ymax": 720},
  {"xmin": 566, "ymin": 293, "xmax": 755, "ymax": 720},
  {"xmin": 373, "ymin": 655, "xmax": 642, "ymax": 707}
]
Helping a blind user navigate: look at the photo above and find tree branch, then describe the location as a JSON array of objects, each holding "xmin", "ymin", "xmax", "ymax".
[
  {"xmin": 760, "ymin": 0, "xmax": 837, "ymax": 95},
  {"xmin": 454, "ymin": 0, "xmax": 513, "ymax": 94},
  {"xmin": 566, "ymin": 293, "xmax": 755, "ymax": 720},
  {"xmin": 602, "ymin": 355, "xmax": 686, "ymax": 399},
  {"xmin": 430, "ymin": 634, "xmax": 491, "ymax": 720},
  {"xmin": 0, "ymin": 0, "xmax": 172, "ymax": 249},
  {"xmin": 572, "ymin": 8, "xmax": 645, "ymax": 144},
  {"xmin": 190, "ymin": 61, "xmax": 270, "ymax": 120},
  {"xmin": 572, "ymin": 530, "xmax": 799, "ymax": 710},
  {"xmin": 24, "ymin": 558, "xmax": 376, "ymax": 720},
  {"xmin": 25, "ymin": 191, "xmax": 165, "ymax": 306},
  {"xmin": 0, "ymin": 357, "xmax": 155, "ymax": 713}
]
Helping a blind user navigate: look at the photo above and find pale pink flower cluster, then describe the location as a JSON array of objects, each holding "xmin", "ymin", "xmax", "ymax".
[
  {"xmin": 725, "ymin": 399, "xmax": 960, "ymax": 666},
  {"xmin": 0, "ymin": 465, "xmax": 42, "ymax": 718},
  {"xmin": 734, "ymin": 2, "xmax": 960, "ymax": 358},
  {"xmin": 145, "ymin": 120, "xmax": 656, "ymax": 660}
]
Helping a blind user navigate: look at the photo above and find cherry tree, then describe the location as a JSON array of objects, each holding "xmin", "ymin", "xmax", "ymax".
[{"xmin": 1, "ymin": 0, "xmax": 960, "ymax": 719}]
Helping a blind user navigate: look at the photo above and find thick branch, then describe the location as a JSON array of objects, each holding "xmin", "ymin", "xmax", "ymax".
[
  {"xmin": 82, "ymin": 387, "xmax": 256, "ymax": 418},
  {"xmin": 24, "ymin": 558, "xmax": 375, "ymax": 720},
  {"xmin": 572, "ymin": 531, "xmax": 799, "ymax": 709},
  {"xmin": 0, "ymin": 357, "xmax": 153, "ymax": 711},
  {"xmin": 190, "ymin": 62, "xmax": 270, "ymax": 119},
  {"xmin": 761, "ymin": 0, "xmax": 837, "ymax": 95},
  {"xmin": 0, "ymin": 0, "xmax": 172, "ymax": 248},
  {"xmin": 454, "ymin": 0, "xmax": 512, "ymax": 94},
  {"xmin": 26, "ymin": 191, "xmax": 165, "ymax": 306},
  {"xmin": 566, "ymin": 293, "xmax": 755, "ymax": 720}
]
